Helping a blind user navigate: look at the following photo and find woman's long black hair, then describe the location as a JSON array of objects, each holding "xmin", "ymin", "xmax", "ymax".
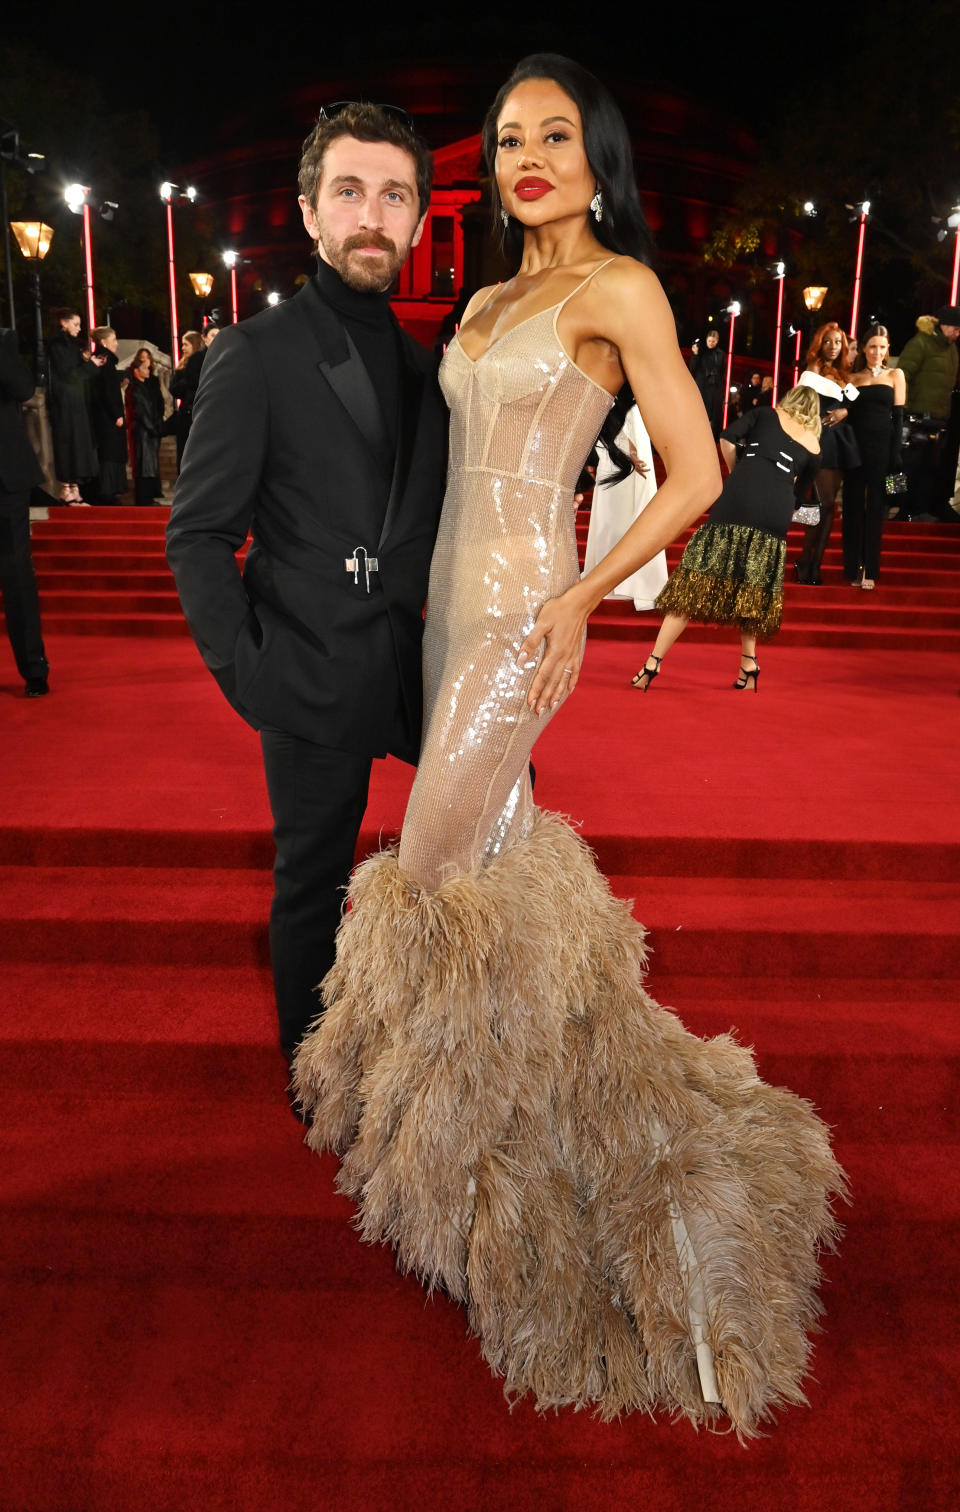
[{"xmin": 481, "ymin": 54, "xmax": 656, "ymax": 485}]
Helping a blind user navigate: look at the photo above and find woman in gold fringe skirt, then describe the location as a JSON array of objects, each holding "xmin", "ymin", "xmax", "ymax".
[
  {"xmin": 294, "ymin": 57, "xmax": 845, "ymax": 1439},
  {"xmin": 632, "ymin": 386, "xmax": 821, "ymax": 693}
]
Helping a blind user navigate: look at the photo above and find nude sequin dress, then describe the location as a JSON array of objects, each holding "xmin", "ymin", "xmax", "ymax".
[{"xmin": 294, "ymin": 271, "xmax": 845, "ymax": 1437}]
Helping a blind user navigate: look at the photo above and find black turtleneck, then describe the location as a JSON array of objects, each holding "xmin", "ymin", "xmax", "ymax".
[{"xmin": 314, "ymin": 258, "xmax": 401, "ymax": 455}]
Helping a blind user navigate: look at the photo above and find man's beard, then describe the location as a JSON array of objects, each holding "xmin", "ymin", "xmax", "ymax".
[{"xmin": 320, "ymin": 228, "xmax": 406, "ymax": 293}]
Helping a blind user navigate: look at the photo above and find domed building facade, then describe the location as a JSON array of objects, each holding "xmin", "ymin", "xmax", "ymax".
[{"xmin": 180, "ymin": 63, "xmax": 780, "ymax": 356}]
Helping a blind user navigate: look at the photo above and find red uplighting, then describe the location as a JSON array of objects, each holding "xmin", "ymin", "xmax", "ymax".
[{"xmin": 230, "ymin": 266, "xmax": 238, "ymax": 324}]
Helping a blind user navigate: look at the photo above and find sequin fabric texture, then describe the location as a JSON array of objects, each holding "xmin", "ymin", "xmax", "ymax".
[{"xmin": 398, "ymin": 301, "xmax": 613, "ymax": 889}]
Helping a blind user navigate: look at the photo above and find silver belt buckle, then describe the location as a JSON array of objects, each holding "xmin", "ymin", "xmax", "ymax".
[{"xmin": 345, "ymin": 546, "xmax": 379, "ymax": 593}]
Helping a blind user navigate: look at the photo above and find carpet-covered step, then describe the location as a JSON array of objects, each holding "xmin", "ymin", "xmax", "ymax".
[
  {"xmin": 589, "ymin": 596, "xmax": 960, "ymax": 629},
  {"xmin": 587, "ymin": 618, "xmax": 960, "ymax": 651},
  {"xmin": 0, "ymin": 1267, "xmax": 951, "ymax": 1512},
  {"xmin": 41, "ymin": 587, "xmax": 960, "ymax": 632},
  {"xmin": 5, "ymin": 824, "xmax": 960, "ymax": 882},
  {"xmin": 6, "ymin": 963, "xmax": 955, "ymax": 1142},
  {"xmin": 31, "ymin": 569, "xmax": 179, "ymax": 591},
  {"xmin": 37, "ymin": 612, "xmax": 190, "ymax": 637},
  {"xmin": 3, "ymin": 865, "xmax": 958, "ymax": 974},
  {"xmin": 1, "ymin": 1129, "xmax": 951, "ymax": 1286}
]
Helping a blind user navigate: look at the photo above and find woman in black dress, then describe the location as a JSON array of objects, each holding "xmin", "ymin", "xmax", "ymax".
[
  {"xmin": 169, "ymin": 330, "xmax": 206, "ymax": 470},
  {"xmin": 47, "ymin": 309, "xmax": 98, "ymax": 504},
  {"xmin": 90, "ymin": 326, "xmax": 128, "ymax": 503},
  {"xmin": 125, "ymin": 347, "xmax": 164, "ymax": 505},
  {"xmin": 843, "ymin": 323, "xmax": 905, "ymax": 589},
  {"xmin": 633, "ymin": 385, "xmax": 821, "ymax": 690},
  {"xmin": 791, "ymin": 322, "xmax": 860, "ymax": 583},
  {"xmin": 689, "ymin": 327, "xmax": 725, "ymax": 438}
]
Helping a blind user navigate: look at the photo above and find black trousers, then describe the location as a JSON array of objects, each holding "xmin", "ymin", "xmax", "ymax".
[
  {"xmin": 0, "ymin": 489, "xmax": 48, "ymax": 681},
  {"xmin": 260, "ymin": 728, "xmax": 374, "ymax": 1060},
  {"xmin": 842, "ymin": 465, "xmax": 885, "ymax": 580}
]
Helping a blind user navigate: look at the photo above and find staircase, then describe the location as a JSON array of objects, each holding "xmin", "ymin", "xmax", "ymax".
[{"xmin": 27, "ymin": 504, "xmax": 960, "ymax": 651}]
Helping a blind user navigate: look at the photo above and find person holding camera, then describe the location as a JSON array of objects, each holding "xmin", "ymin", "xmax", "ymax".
[{"xmin": 689, "ymin": 327, "xmax": 725, "ymax": 437}]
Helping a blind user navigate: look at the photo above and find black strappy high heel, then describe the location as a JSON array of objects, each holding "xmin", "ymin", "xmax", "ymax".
[
  {"xmin": 631, "ymin": 654, "xmax": 662, "ymax": 692},
  {"xmin": 733, "ymin": 655, "xmax": 759, "ymax": 692}
]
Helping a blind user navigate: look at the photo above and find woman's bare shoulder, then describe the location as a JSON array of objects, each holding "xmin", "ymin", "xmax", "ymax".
[
  {"xmin": 461, "ymin": 284, "xmax": 501, "ymax": 323},
  {"xmin": 590, "ymin": 255, "xmax": 662, "ymax": 301}
]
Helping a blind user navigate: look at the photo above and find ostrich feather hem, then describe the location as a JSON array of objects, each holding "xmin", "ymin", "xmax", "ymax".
[{"xmin": 292, "ymin": 810, "xmax": 846, "ymax": 1440}]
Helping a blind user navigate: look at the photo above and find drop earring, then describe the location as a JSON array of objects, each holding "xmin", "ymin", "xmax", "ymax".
[
  {"xmin": 590, "ymin": 190, "xmax": 603, "ymax": 222},
  {"xmin": 500, "ymin": 209, "xmax": 509, "ymax": 228}
]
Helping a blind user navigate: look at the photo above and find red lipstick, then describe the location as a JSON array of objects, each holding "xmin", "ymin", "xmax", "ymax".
[{"xmin": 515, "ymin": 177, "xmax": 553, "ymax": 200}]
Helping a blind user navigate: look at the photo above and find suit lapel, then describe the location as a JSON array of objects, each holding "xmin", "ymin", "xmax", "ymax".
[
  {"xmin": 378, "ymin": 333, "xmax": 427, "ymax": 550},
  {"xmin": 297, "ymin": 279, "xmax": 392, "ymax": 479}
]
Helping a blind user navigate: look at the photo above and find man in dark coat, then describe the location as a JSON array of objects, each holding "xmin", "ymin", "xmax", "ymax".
[
  {"xmin": 898, "ymin": 305, "xmax": 960, "ymax": 519},
  {"xmin": 0, "ymin": 329, "xmax": 49, "ymax": 694},
  {"xmin": 166, "ymin": 103, "xmax": 447, "ymax": 1068}
]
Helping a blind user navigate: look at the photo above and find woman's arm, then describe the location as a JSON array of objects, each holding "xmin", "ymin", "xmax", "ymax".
[{"xmin": 518, "ymin": 259, "xmax": 721, "ymax": 712}]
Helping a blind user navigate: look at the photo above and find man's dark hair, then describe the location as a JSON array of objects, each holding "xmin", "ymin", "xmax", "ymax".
[{"xmin": 298, "ymin": 103, "xmax": 433, "ymax": 219}]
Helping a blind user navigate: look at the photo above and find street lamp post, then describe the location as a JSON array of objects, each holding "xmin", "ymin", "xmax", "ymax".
[
  {"xmin": 947, "ymin": 206, "xmax": 960, "ymax": 305},
  {"xmin": 159, "ymin": 181, "xmax": 197, "ymax": 365},
  {"xmin": 721, "ymin": 301, "xmax": 740, "ymax": 430},
  {"xmin": 770, "ymin": 262, "xmax": 786, "ymax": 406},
  {"xmin": 64, "ymin": 183, "xmax": 97, "ymax": 344},
  {"xmin": 9, "ymin": 213, "xmax": 53, "ymax": 384},
  {"xmin": 188, "ymin": 270, "xmax": 213, "ymax": 328},
  {"xmin": 222, "ymin": 250, "xmax": 239, "ymax": 323},
  {"xmin": 848, "ymin": 201, "xmax": 870, "ymax": 341}
]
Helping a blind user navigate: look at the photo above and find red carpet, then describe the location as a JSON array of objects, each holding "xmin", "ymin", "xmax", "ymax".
[{"xmin": 2, "ymin": 510, "xmax": 959, "ymax": 1510}]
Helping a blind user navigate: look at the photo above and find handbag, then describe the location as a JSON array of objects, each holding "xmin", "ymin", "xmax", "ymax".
[
  {"xmin": 791, "ymin": 504, "xmax": 820, "ymax": 525},
  {"xmin": 885, "ymin": 472, "xmax": 908, "ymax": 495}
]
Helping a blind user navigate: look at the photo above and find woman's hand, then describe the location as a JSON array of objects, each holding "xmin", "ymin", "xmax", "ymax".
[
  {"xmin": 823, "ymin": 407, "xmax": 847, "ymax": 427},
  {"xmin": 516, "ymin": 584, "xmax": 592, "ymax": 715}
]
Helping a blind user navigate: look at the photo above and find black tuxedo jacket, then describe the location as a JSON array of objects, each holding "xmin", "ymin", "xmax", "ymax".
[
  {"xmin": 166, "ymin": 277, "xmax": 447, "ymax": 761},
  {"xmin": 0, "ymin": 330, "xmax": 43, "ymax": 494}
]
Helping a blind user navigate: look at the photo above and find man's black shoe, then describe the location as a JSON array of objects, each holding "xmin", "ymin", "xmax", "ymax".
[{"xmin": 24, "ymin": 677, "xmax": 49, "ymax": 697}]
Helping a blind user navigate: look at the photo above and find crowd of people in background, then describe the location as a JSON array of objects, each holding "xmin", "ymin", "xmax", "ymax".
[
  {"xmin": 688, "ymin": 305, "xmax": 960, "ymax": 597},
  {"xmin": 44, "ymin": 310, "xmax": 221, "ymax": 507},
  {"xmin": 3, "ymin": 285, "xmax": 959, "ymax": 702}
]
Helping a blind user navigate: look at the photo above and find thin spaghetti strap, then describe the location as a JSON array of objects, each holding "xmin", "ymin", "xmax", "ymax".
[{"xmin": 555, "ymin": 256, "xmax": 618, "ymax": 314}]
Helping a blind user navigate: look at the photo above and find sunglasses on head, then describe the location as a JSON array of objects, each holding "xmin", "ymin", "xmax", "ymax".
[{"xmin": 318, "ymin": 101, "xmax": 414, "ymax": 130}]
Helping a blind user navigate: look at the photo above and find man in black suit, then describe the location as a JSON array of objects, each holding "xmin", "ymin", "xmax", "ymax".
[
  {"xmin": 166, "ymin": 103, "xmax": 447, "ymax": 1066},
  {"xmin": 0, "ymin": 329, "xmax": 49, "ymax": 696}
]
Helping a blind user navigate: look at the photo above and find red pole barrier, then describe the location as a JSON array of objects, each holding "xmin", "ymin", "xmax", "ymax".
[
  {"xmin": 771, "ymin": 274, "xmax": 785, "ymax": 406},
  {"xmin": 792, "ymin": 328, "xmax": 802, "ymax": 387},
  {"xmin": 81, "ymin": 203, "xmax": 96, "ymax": 346},
  {"xmin": 166, "ymin": 201, "xmax": 179, "ymax": 366},
  {"xmin": 721, "ymin": 307, "xmax": 738, "ymax": 430},
  {"xmin": 951, "ymin": 226, "xmax": 960, "ymax": 305},
  {"xmin": 850, "ymin": 207, "xmax": 868, "ymax": 341}
]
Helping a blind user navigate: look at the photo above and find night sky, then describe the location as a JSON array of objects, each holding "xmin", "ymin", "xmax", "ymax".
[{"xmin": 8, "ymin": 2, "xmax": 828, "ymax": 158}]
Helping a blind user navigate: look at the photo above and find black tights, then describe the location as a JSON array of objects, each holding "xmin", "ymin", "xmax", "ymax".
[{"xmin": 795, "ymin": 468, "xmax": 840, "ymax": 583}]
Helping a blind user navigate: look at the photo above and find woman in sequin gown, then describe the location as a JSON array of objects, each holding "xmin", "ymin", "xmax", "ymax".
[{"xmin": 294, "ymin": 55, "xmax": 845, "ymax": 1438}]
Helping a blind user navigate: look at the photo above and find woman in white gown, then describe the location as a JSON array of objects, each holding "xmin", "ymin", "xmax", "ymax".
[
  {"xmin": 583, "ymin": 401, "xmax": 668, "ymax": 609},
  {"xmin": 294, "ymin": 54, "xmax": 845, "ymax": 1438}
]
